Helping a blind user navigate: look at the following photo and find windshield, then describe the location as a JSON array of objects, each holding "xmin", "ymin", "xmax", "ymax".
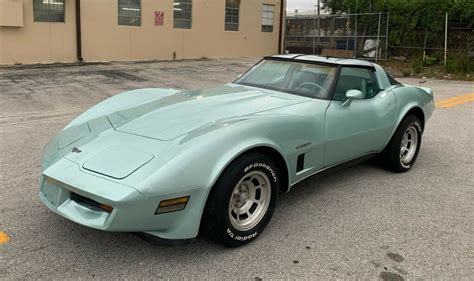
[{"xmin": 235, "ymin": 59, "xmax": 338, "ymax": 99}]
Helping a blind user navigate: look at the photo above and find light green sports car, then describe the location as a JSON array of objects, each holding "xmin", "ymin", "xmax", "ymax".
[{"xmin": 39, "ymin": 55, "xmax": 435, "ymax": 247}]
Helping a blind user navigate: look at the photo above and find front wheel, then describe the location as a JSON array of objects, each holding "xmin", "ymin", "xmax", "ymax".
[
  {"xmin": 382, "ymin": 115, "xmax": 423, "ymax": 172},
  {"xmin": 202, "ymin": 153, "xmax": 279, "ymax": 247}
]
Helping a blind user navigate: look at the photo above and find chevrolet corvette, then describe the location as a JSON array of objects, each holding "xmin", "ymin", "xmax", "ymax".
[{"xmin": 39, "ymin": 55, "xmax": 435, "ymax": 247}]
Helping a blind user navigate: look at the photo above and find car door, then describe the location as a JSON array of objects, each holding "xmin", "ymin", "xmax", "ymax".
[{"xmin": 324, "ymin": 66, "xmax": 396, "ymax": 167}]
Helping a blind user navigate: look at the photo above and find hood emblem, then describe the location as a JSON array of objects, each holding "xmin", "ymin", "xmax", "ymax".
[{"xmin": 72, "ymin": 147, "xmax": 82, "ymax": 153}]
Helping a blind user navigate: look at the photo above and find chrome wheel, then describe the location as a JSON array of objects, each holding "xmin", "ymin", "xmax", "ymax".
[
  {"xmin": 228, "ymin": 171, "xmax": 272, "ymax": 232},
  {"xmin": 400, "ymin": 126, "xmax": 418, "ymax": 164}
]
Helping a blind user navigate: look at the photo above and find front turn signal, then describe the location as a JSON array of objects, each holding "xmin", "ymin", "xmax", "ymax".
[{"xmin": 155, "ymin": 196, "xmax": 190, "ymax": 215}]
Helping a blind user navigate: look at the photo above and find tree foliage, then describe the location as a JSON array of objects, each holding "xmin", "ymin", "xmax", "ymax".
[{"xmin": 321, "ymin": 0, "xmax": 474, "ymax": 48}]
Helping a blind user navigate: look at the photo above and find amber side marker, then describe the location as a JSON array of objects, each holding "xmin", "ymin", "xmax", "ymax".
[
  {"xmin": 155, "ymin": 196, "xmax": 190, "ymax": 215},
  {"xmin": 436, "ymin": 93, "xmax": 474, "ymax": 108},
  {"xmin": 0, "ymin": 231, "xmax": 11, "ymax": 245}
]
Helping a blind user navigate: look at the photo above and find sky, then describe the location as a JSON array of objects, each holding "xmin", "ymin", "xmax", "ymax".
[{"xmin": 286, "ymin": 0, "xmax": 320, "ymax": 13}]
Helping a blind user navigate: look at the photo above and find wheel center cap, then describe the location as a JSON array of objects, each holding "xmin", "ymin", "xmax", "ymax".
[{"xmin": 239, "ymin": 193, "xmax": 248, "ymax": 203}]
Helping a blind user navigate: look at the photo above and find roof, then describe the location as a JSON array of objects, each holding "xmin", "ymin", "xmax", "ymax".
[{"xmin": 267, "ymin": 54, "xmax": 375, "ymax": 67}]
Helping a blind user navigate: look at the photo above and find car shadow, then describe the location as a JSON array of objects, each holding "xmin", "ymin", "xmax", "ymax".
[{"xmin": 279, "ymin": 159, "xmax": 389, "ymax": 202}]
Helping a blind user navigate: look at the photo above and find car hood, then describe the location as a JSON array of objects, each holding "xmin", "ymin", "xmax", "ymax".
[{"xmin": 108, "ymin": 84, "xmax": 310, "ymax": 140}]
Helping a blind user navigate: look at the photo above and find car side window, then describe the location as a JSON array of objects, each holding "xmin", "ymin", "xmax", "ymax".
[{"xmin": 332, "ymin": 67, "xmax": 381, "ymax": 101}]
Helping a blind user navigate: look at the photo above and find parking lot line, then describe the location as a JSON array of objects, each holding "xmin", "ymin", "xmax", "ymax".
[
  {"xmin": 436, "ymin": 93, "xmax": 474, "ymax": 108},
  {"xmin": 0, "ymin": 231, "xmax": 11, "ymax": 244}
]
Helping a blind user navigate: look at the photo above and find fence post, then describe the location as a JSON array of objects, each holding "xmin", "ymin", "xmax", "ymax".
[
  {"xmin": 331, "ymin": 16, "xmax": 335, "ymax": 51},
  {"xmin": 422, "ymin": 30, "xmax": 427, "ymax": 72},
  {"xmin": 312, "ymin": 12, "xmax": 316, "ymax": 55},
  {"xmin": 346, "ymin": 14, "xmax": 350, "ymax": 54},
  {"xmin": 385, "ymin": 10, "xmax": 389, "ymax": 59},
  {"xmin": 444, "ymin": 12, "xmax": 448, "ymax": 66},
  {"xmin": 376, "ymin": 12, "xmax": 381, "ymax": 62},
  {"xmin": 354, "ymin": 13, "xmax": 358, "ymax": 58},
  {"xmin": 317, "ymin": 0, "xmax": 320, "ymax": 52}
]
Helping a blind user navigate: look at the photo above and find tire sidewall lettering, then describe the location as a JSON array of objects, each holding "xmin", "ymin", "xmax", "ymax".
[
  {"xmin": 413, "ymin": 121, "xmax": 422, "ymax": 133},
  {"xmin": 244, "ymin": 162, "xmax": 278, "ymax": 183},
  {"xmin": 227, "ymin": 228, "xmax": 258, "ymax": 241}
]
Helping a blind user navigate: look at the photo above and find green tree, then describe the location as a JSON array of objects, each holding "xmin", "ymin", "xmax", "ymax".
[{"xmin": 321, "ymin": 0, "xmax": 474, "ymax": 49}]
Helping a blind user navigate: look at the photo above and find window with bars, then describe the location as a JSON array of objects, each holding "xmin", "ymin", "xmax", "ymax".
[
  {"xmin": 225, "ymin": 0, "xmax": 240, "ymax": 31},
  {"xmin": 261, "ymin": 4, "xmax": 274, "ymax": 32},
  {"xmin": 33, "ymin": 0, "xmax": 65, "ymax": 22},
  {"xmin": 174, "ymin": 0, "xmax": 192, "ymax": 29},
  {"xmin": 118, "ymin": 0, "xmax": 141, "ymax": 26}
]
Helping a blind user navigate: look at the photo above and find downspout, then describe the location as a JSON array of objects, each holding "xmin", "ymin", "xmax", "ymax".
[
  {"xmin": 75, "ymin": 0, "xmax": 83, "ymax": 61},
  {"xmin": 278, "ymin": 0, "xmax": 285, "ymax": 54}
]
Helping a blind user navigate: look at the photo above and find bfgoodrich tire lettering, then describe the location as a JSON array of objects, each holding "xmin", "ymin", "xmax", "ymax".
[
  {"xmin": 202, "ymin": 152, "xmax": 279, "ymax": 247},
  {"xmin": 382, "ymin": 115, "xmax": 422, "ymax": 173}
]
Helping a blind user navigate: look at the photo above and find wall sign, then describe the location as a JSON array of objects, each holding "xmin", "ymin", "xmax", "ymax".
[{"xmin": 155, "ymin": 11, "xmax": 164, "ymax": 26}]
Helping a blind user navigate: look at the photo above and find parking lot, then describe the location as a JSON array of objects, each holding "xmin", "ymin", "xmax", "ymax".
[{"xmin": 0, "ymin": 58, "xmax": 473, "ymax": 279}]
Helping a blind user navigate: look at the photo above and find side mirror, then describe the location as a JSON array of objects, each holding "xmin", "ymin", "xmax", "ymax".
[{"xmin": 342, "ymin": 89, "xmax": 364, "ymax": 106}]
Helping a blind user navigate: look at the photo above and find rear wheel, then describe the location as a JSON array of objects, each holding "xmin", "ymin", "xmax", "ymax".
[
  {"xmin": 202, "ymin": 153, "xmax": 279, "ymax": 247},
  {"xmin": 382, "ymin": 115, "xmax": 422, "ymax": 172}
]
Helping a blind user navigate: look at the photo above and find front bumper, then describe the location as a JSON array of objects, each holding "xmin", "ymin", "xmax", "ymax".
[{"xmin": 39, "ymin": 158, "xmax": 209, "ymax": 240}]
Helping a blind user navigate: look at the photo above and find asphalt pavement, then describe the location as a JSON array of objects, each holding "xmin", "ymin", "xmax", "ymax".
[{"xmin": 0, "ymin": 58, "xmax": 473, "ymax": 279}]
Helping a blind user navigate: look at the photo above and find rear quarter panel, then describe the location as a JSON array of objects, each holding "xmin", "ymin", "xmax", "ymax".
[{"xmin": 391, "ymin": 85, "xmax": 435, "ymax": 133}]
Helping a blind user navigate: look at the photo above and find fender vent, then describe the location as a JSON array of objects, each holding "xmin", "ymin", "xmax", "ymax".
[{"xmin": 296, "ymin": 154, "xmax": 305, "ymax": 172}]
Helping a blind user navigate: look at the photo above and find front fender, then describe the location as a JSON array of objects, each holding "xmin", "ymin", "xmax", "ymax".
[
  {"xmin": 132, "ymin": 116, "xmax": 296, "ymax": 239},
  {"xmin": 137, "ymin": 116, "xmax": 296, "ymax": 198}
]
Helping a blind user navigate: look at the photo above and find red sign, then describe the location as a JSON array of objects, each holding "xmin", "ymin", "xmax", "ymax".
[{"xmin": 155, "ymin": 11, "xmax": 164, "ymax": 26}]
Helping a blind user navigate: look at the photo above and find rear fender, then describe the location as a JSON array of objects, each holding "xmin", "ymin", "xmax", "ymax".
[{"xmin": 386, "ymin": 86, "xmax": 434, "ymax": 147}]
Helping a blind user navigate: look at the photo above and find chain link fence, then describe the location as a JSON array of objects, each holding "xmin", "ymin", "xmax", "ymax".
[
  {"xmin": 285, "ymin": 11, "xmax": 473, "ymax": 69},
  {"xmin": 388, "ymin": 14, "xmax": 472, "ymax": 69},
  {"xmin": 286, "ymin": 13, "xmax": 388, "ymax": 61}
]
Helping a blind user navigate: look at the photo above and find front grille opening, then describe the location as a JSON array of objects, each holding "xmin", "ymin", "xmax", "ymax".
[{"xmin": 70, "ymin": 192, "xmax": 113, "ymax": 213}]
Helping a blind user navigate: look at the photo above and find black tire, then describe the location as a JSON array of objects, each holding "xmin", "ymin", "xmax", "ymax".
[
  {"xmin": 382, "ymin": 115, "xmax": 423, "ymax": 173},
  {"xmin": 202, "ymin": 152, "xmax": 280, "ymax": 247}
]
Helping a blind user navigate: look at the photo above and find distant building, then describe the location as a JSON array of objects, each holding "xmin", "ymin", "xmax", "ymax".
[{"xmin": 0, "ymin": 0, "xmax": 285, "ymax": 65}]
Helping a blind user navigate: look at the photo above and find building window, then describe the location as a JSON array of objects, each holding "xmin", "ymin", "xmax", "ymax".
[
  {"xmin": 33, "ymin": 0, "xmax": 65, "ymax": 22},
  {"xmin": 174, "ymin": 0, "xmax": 192, "ymax": 29},
  {"xmin": 261, "ymin": 4, "xmax": 274, "ymax": 32},
  {"xmin": 118, "ymin": 0, "xmax": 141, "ymax": 26},
  {"xmin": 225, "ymin": 0, "xmax": 239, "ymax": 31}
]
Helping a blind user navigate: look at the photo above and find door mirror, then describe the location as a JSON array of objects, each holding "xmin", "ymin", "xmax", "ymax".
[
  {"xmin": 342, "ymin": 89, "xmax": 364, "ymax": 106},
  {"xmin": 346, "ymin": 89, "xmax": 364, "ymax": 99}
]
